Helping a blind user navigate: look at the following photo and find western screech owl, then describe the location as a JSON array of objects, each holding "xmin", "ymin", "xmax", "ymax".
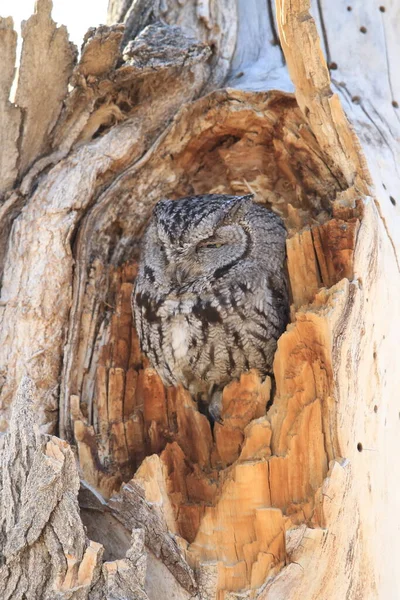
[{"xmin": 132, "ymin": 194, "xmax": 289, "ymax": 422}]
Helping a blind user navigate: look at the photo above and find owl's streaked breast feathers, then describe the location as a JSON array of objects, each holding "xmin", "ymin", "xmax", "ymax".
[{"xmin": 133, "ymin": 194, "xmax": 289, "ymax": 421}]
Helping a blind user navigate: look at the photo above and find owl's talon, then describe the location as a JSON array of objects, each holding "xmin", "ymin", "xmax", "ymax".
[
  {"xmin": 209, "ymin": 410, "xmax": 224, "ymax": 426},
  {"xmin": 209, "ymin": 390, "xmax": 223, "ymax": 425}
]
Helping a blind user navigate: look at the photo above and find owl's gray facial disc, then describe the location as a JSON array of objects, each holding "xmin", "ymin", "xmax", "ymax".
[
  {"xmin": 194, "ymin": 224, "xmax": 251, "ymax": 282},
  {"xmin": 133, "ymin": 193, "xmax": 289, "ymax": 420},
  {"xmin": 154, "ymin": 194, "xmax": 252, "ymax": 246},
  {"xmin": 167, "ymin": 223, "xmax": 251, "ymax": 288},
  {"xmin": 153, "ymin": 195, "xmax": 253, "ymax": 288}
]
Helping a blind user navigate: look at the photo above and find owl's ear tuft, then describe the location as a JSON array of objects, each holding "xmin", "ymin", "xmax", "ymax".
[
  {"xmin": 239, "ymin": 193, "xmax": 254, "ymax": 203},
  {"xmin": 226, "ymin": 194, "xmax": 254, "ymax": 219}
]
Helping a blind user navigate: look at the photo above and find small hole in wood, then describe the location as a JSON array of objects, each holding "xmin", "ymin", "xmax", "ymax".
[
  {"xmin": 373, "ymin": 351, "xmax": 377, "ymax": 360},
  {"xmin": 360, "ymin": 26, "xmax": 367, "ymax": 33},
  {"xmin": 357, "ymin": 442, "xmax": 363, "ymax": 452},
  {"xmin": 374, "ymin": 405, "xmax": 378, "ymax": 413},
  {"xmin": 329, "ymin": 62, "xmax": 338, "ymax": 70},
  {"xmin": 379, "ymin": 5, "xmax": 386, "ymax": 11},
  {"xmin": 390, "ymin": 196, "xmax": 396, "ymax": 206},
  {"xmin": 351, "ymin": 96, "xmax": 361, "ymax": 104},
  {"xmin": 392, "ymin": 100, "xmax": 399, "ymax": 108},
  {"xmin": 347, "ymin": 6, "xmax": 352, "ymax": 10}
]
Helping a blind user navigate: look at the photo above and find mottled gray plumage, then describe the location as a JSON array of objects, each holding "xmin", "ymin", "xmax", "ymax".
[{"xmin": 132, "ymin": 194, "xmax": 289, "ymax": 421}]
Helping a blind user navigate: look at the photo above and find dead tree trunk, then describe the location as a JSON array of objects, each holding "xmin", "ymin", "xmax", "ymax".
[{"xmin": 0, "ymin": 0, "xmax": 399, "ymax": 598}]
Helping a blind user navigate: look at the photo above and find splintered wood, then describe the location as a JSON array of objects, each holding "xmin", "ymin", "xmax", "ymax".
[
  {"xmin": 287, "ymin": 214, "xmax": 360, "ymax": 309},
  {"xmin": 67, "ymin": 92, "xmax": 360, "ymax": 585},
  {"xmin": 73, "ymin": 196, "xmax": 356, "ymax": 596}
]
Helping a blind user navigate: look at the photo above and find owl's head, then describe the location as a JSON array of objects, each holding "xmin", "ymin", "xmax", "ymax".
[
  {"xmin": 139, "ymin": 193, "xmax": 286, "ymax": 293},
  {"xmin": 143, "ymin": 194, "xmax": 255, "ymax": 289}
]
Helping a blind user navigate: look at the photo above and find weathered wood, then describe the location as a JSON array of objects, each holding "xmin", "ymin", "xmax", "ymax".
[
  {"xmin": 0, "ymin": 377, "xmax": 103, "ymax": 599},
  {"xmin": 0, "ymin": 17, "xmax": 21, "ymax": 194},
  {"xmin": 15, "ymin": 0, "xmax": 76, "ymax": 177},
  {"xmin": 226, "ymin": 0, "xmax": 292, "ymax": 92},
  {"xmin": 276, "ymin": 0, "xmax": 370, "ymax": 194},
  {"xmin": 108, "ymin": 0, "xmax": 237, "ymax": 90},
  {"xmin": 0, "ymin": 0, "xmax": 399, "ymax": 598},
  {"xmin": 108, "ymin": 480, "xmax": 197, "ymax": 593},
  {"xmin": 0, "ymin": 19, "xmax": 211, "ymax": 436},
  {"xmin": 0, "ymin": 377, "xmax": 170, "ymax": 600}
]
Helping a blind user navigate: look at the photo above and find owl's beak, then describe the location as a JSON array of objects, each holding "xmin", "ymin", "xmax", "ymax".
[
  {"xmin": 174, "ymin": 265, "xmax": 188, "ymax": 285},
  {"xmin": 165, "ymin": 261, "xmax": 186, "ymax": 285}
]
